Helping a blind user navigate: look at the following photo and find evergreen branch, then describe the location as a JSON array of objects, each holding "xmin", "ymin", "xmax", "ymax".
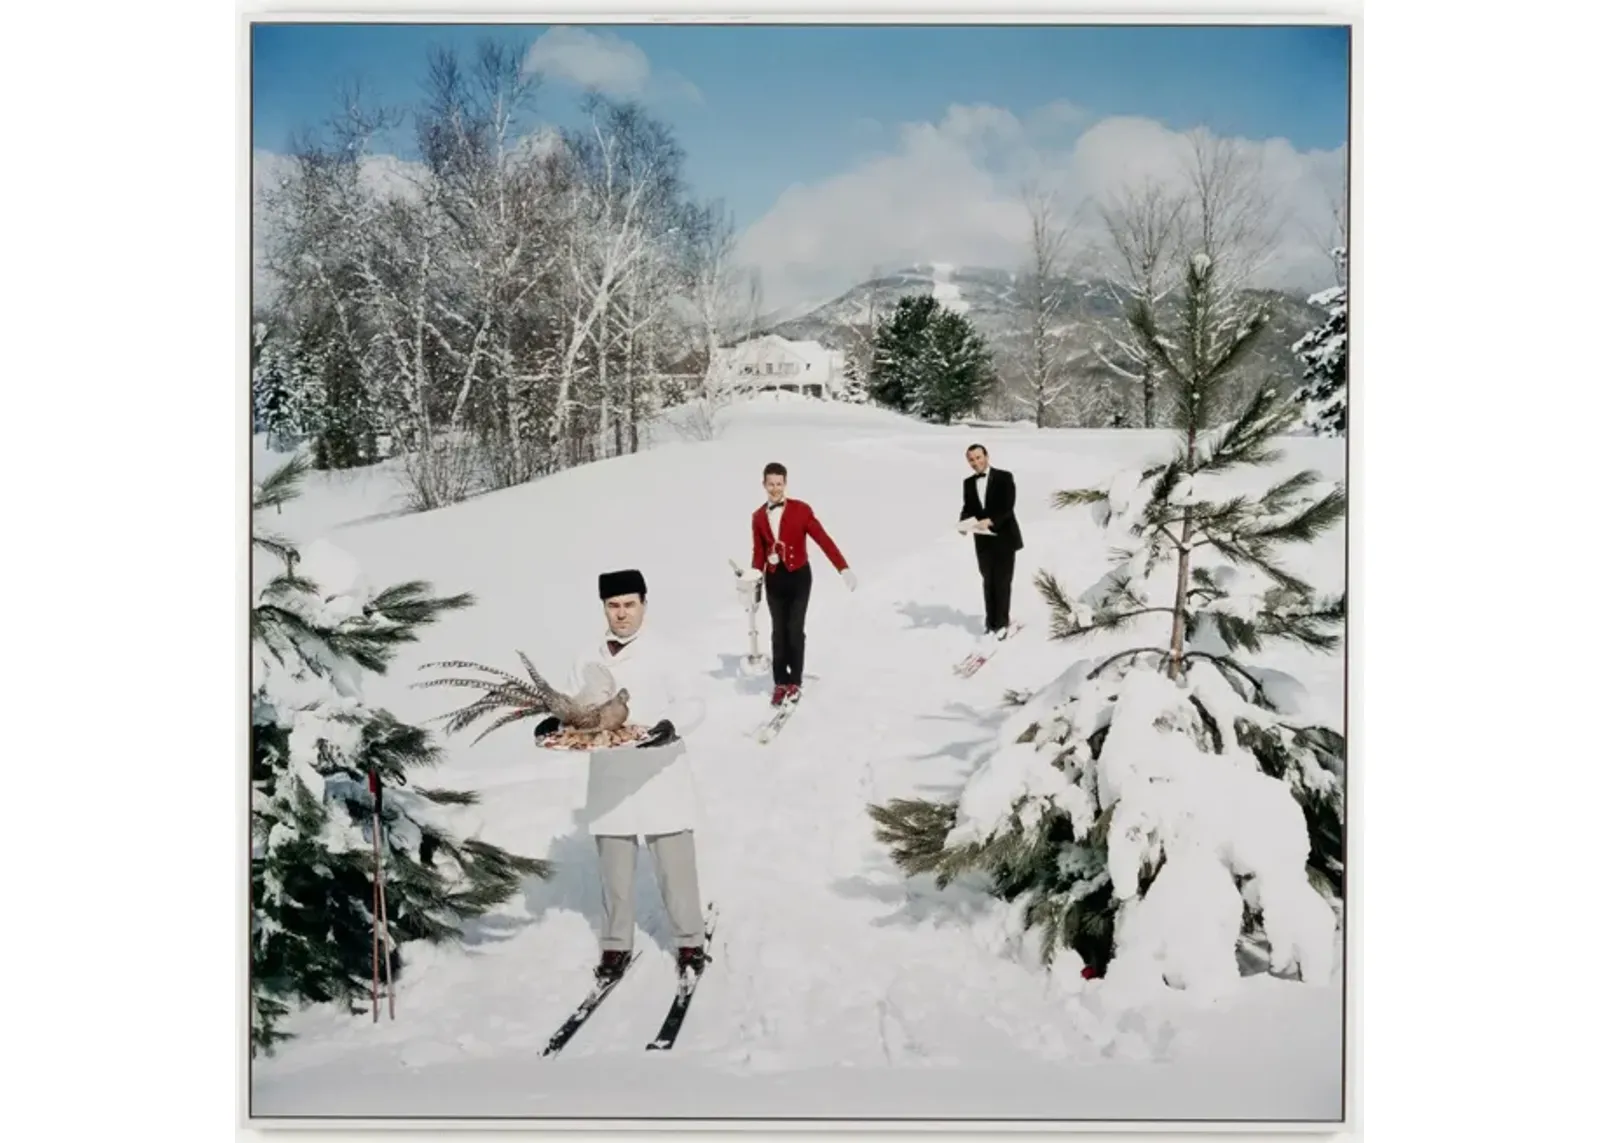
[
  {"xmin": 1240, "ymin": 486, "xmax": 1347, "ymax": 547},
  {"xmin": 318, "ymin": 584, "xmax": 477, "ymax": 675},
  {"xmin": 1207, "ymin": 534, "xmax": 1315, "ymax": 595},
  {"xmin": 1256, "ymin": 592, "xmax": 1346, "ymax": 651},
  {"xmin": 1191, "ymin": 495, "xmax": 1254, "ymax": 534},
  {"xmin": 1104, "ymin": 573, "xmax": 1146, "ymax": 611},
  {"xmin": 1195, "ymin": 383, "xmax": 1286, "ymax": 474},
  {"xmin": 1259, "ymin": 469, "xmax": 1323, "ymax": 512},
  {"xmin": 1141, "ymin": 462, "xmax": 1184, "ymax": 529},
  {"xmin": 1095, "ymin": 606, "xmax": 1177, "ymax": 635},
  {"xmin": 410, "ymin": 786, "xmax": 478, "ymax": 806},
  {"xmin": 1034, "ymin": 570, "xmax": 1091, "ymax": 641},
  {"xmin": 1052, "ymin": 487, "xmax": 1108, "ymax": 509},
  {"xmin": 1087, "ymin": 647, "xmax": 1171, "ymax": 680},
  {"xmin": 253, "ymin": 454, "xmax": 311, "ymax": 513},
  {"xmin": 1207, "ymin": 611, "xmax": 1263, "ymax": 654},
  {"xmin": 252, "ymin": 530, "xmax": 300, "ymax": 569},
  {"xmin": 358, "ymin": 710, "xmax": 443, "ymax": 777},
  {"xmin": 1183, "ymin": 651, "xmax": 1270, "ymax": 706},
  {"xmin": 366, "ymin": 582, "xmax": 477, "ymax": 630},
  {"xmin": 457, "ymin": 837, "xmax": 553, "ymax": 883},
  {"xmin": 1126, "ymin": 298, "xmax": 1184, "ymax": 382},
  {"xmin": 259, "ymin": 570, "xmax": 321, "ymax": 603},
  {"xmin": 1204, "ymin": 301, "xmax": 1275, "ymax": 384},
  {"xmin": 1188, "ymin": 566, "xmax": 1222, "ymax": 599},
  {"xmin": 252, "ymin": 602, "xmax": 337, "ymax": 674},
  {"xmin": 866, "ymin": 797, "xmax": 984, "ymax": 887}
]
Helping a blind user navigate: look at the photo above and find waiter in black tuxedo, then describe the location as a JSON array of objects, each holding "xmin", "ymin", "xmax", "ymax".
[{"xmin": 958, "ymin": 443, "xmax": 1024, "ymax": 638}]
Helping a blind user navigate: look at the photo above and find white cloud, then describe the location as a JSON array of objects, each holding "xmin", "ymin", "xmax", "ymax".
[
  {"xmin": 523, "ymin": 27, "xmax": 702, "ymax": 104},
  {"xmin": 736, "ymin": 104, "xmax": 1348, "ymax": 313}
]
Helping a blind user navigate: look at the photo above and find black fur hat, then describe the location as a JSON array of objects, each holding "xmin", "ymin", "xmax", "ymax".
[{"xmin": 598, "ymin": 568, "xmax": 647, "ymax": 600}]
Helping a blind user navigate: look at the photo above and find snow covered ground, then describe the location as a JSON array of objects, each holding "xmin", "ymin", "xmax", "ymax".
[{"xmin": 248, "ymin": 395, "xmax": 1348, "ymax": 1124}]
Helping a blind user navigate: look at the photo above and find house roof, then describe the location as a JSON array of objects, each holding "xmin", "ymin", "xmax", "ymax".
[
  {"xmin": 708, "ymin": 334, "xmax": 847, "ymax": 389},
  {"xmin": 713, "ymin": 334, "xmax": 842, "ymax": 367}
]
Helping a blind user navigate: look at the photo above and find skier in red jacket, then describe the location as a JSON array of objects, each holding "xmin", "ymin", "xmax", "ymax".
[{"xmin": 750, "ymin": 461, "xmax": 857, "ymax": 706}]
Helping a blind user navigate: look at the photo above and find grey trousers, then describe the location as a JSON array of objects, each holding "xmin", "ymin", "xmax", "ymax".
[{"xmin": 595, "ymin": 830, "xmax": 705, "ymax": 951}]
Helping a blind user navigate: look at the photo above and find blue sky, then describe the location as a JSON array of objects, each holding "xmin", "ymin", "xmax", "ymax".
[
  {"xmin": 252, "ymin": 22, "xmax": 1350, "ymax": 307},
  {"xmin": 255, "ymin": 23, "xmax": 1346, "ymax": 227}
]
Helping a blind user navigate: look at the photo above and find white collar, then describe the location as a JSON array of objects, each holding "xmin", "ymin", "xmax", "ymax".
[{"xmin": 604, "ymin": 630, "xmax": 642, "ymax": 655}]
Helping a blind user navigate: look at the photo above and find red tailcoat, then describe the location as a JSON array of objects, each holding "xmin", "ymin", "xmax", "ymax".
[{"xmin": 750, "ymin": 498, "xmax": 849, "ymax": 574}]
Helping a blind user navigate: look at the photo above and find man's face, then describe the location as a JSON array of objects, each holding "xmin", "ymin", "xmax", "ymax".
[
  {"xmin": 604, "ymin": 594, "xmax": 646, "ymax": 638},
  {"xmin": 966, "ymin": 448, "xmax": 989, "ymax": 474},
  {"xmin": 764, "ymin": 473, "xmax": 787, "ymax": 502}
]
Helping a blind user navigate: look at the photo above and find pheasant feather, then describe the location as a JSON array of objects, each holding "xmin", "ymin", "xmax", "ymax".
[{"xmin": 416, "ymin": 654, "xmax": 632, "ymax": 743}]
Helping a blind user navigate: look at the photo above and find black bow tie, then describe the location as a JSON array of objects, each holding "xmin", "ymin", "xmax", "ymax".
[
  {"xmin": 607, "ymin": 639, "xmax": 625, "ymax": 655},
  {"xmin": 767, "ymin": 501, "xmax": 785, "ymax": 511}
]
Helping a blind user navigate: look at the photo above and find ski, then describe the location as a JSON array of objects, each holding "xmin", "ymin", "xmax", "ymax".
[
  {"xmin": 646, "ymin": 905, "xmax": 719, "ymax": 1051},
  {"xmin": 540, "ymin": 951, "xmax": 642, "ymax": 1058},
  {"xmin": 755, "ymin": 694, "xmax": 800, "ymax": 743},
  {"xmin": 953, "ymin": 624, "xmax": 1025, "ymax": 678}
]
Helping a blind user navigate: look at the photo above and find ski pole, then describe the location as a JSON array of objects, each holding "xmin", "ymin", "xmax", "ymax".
[
  {"xmin": 370, "ymin": 775, "xmax": 380, "ymax": 1022},
  {"xmin": 369, "ymin": 767, "xmax": 395, "ymax": 1020}
]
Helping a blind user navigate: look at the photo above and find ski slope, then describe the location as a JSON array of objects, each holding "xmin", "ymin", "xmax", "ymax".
[{"xmin": 249, "ymin": 396, "xmax": 1348, "ymax": 1123}]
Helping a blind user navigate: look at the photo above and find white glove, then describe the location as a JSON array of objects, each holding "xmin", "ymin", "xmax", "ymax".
[{"xmin": 842, "ymin": 568, "xmax": 858, "ymax": 592}]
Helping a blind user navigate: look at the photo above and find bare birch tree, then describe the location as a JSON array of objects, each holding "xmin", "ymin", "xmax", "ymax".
[
  {"xmin": 675, "ymin": 245, "xmax": 763, "ymax": 442},
  {"xmin": 682, "ymin": 199, "xmax": 745, "ymax": 398},
  {"xmin": 1010, "ymin": 182, "xmax": 1078, "ymax": 427},
  {"xmin": 412, "ymin": 43, "xmax": 553, "ymax": 494},
  {"xmin": 1092, "ymin": 130, "xmax": 1284, "ymax": 427},
  {"xmin": 259, "ymin": 90, "xmax": 487, "ymax": 509},
  {"xmin": 256, "ymin": 42, "xmax": 724, "ymax": 506},
  {"xmin": 1182, "ymin": 129, "xmax": 1283, "ymax": 298},
  {"xmin": 1092, "ymin": 177, "xmax": 1190, "ymax": 428},
  {"xmin": 546, "ymin": 98, "xmax": 682, "ymax": 466},
  {"xmin": 1306, "ymin": 165, "xmax": 1349, "ymax": 289}
]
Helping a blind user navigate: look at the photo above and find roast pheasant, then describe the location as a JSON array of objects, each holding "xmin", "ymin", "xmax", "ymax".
[{"xmin": 416, "ymin": 652, "xmax": 632, "ymax": 743}]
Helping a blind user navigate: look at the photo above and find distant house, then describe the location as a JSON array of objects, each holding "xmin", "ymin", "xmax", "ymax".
[{"xmin": 706, "ymin": 334, "xmax": 849, "ymax": 400}]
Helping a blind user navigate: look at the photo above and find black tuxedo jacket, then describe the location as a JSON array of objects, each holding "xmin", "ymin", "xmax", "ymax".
[{"xmin": 961, "ymin": 468, "xmax": 1024, "ymax": 551}]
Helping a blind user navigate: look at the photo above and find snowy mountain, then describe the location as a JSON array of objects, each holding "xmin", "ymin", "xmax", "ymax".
[
  {"xmin": 763, "ymin": 262, "xmax": 1327, "ymax": 408},
  {"xmin": 248, "ymin": 396, "xmax": 1347, "ymax": 1122}
]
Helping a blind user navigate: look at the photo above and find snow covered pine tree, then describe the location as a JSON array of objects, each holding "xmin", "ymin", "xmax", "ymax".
[
  {"xmin": 1291, "ymin": 247, "xmax": 1348, "ymax": 437},
  {"xmin": 869, "ymin": 252, "xmax": 1347, "ymax": 999},
  {"xmin": 250, "ymin": 455, "xmax": 550, "ymax": 1056}
]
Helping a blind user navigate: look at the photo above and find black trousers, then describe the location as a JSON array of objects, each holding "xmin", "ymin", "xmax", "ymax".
[
  {"xmin": 764, "ymin": 564, "xmax": 812, "ymax": 685},
  {"xmin": 975, "ymin": 540, "xmax": 1016, "ymax": 633}
]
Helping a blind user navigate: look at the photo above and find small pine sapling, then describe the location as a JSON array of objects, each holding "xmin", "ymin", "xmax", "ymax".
[
  {"xmin": 250, "ymin": 456, "xmax": 551, "ymax": 1056},
  {"xmin": 870, "ymin": 253, "xmax": 1347, "ymax": 998}
]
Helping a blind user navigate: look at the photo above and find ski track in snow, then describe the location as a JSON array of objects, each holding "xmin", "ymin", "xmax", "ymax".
[
  {"xmin": 929, "ymin": 261, "xmax": 969, "ymax": 315},
  {"xmin": 249, "ymin": 398, "xmax": 1348, "ymax": 1120}
]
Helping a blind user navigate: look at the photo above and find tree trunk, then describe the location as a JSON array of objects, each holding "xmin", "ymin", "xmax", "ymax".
[
  {"xmin": 1167, "ymin": 422, "xmax": 1200, "ymax": 678},
  {"xmin": 596, "ymin": 310, "xmax": 612, "ymax": 460},
  {"xmin": 623, "ymin": 325, "xmax": 638, "ymax": 455}
]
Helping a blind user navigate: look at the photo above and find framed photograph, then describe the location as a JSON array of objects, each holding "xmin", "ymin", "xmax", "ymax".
[{"xmin": 244, "ymin": 6, "xmax": 1355, "ymax": 1131}]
